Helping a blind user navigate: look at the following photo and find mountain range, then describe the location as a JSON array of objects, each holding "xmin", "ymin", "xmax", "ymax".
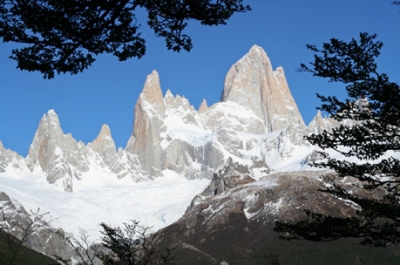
[
  {"xmin": 1, "ymin": 45, "xmax": 399, "ymax": 264},
  {"xmin": 1, "ymin": 45, "xmax": 330, "ymax": 191}
]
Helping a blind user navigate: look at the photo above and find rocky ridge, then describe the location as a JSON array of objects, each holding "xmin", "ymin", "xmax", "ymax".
[
  {"xmin": 0, "ymin": 141, "xmax": 26, "ymax": 174},
  {"xmin": 153, "ymin": 161, "xmax": 400, "ymax": 265},
  {"xmin": 0, "ymin": 191, "xmax": 74, "ymax": 261},
  {"xmin": 1, "ymin": 45, "xmax": 333, "ymax": 192},
  {"xmin": 0, "ymin": 45, "xmax": 391, "ymax": 264}
]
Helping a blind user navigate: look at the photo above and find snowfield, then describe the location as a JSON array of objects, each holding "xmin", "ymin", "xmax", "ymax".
[
  {"xmin": 0, "ymin": 169, "xmax": 209, "ymax": 241},
  {"xmin": 3, "ymin": 134, "xmax": 396, "ymax": 242}
]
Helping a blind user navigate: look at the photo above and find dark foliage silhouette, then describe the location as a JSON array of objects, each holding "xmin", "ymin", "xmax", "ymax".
[
  {"xmin": 275, "ymin": 32, "xmax": 400, "ymax": 247},
  {"xmin": 0, "ymin": 0, "xmax": 250, "ymax": 79}
]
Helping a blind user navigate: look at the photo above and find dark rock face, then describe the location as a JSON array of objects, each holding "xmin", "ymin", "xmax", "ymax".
[
  {"xmin": 301, "ymin": 149, "xmax": 326, "ymax": 165},
  {"xmin": 153, "ymin": 169, "xmax": 400, "ymax": 265},
  {"xmin": 0, "ymin": 191, "xmax": 74, "ymax": 261},
  {"xmin": 202, "ymin": 159, "xmax": 257, "ymax": 197}
]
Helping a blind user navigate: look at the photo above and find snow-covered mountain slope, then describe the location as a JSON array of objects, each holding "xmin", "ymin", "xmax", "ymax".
[
  {"xmin": 22, "ymin": 110, "xmax": 148, "ymax": 192},
  {"xmin": 0, "ymin": 45, "xmax": 340, "ymax": 243},
  {"xmin": 0, "ymin": 191, "xmax": 75, "ymax": 261},
  {"xmin": 0, "ymin": 170, "xmax": 209, "ymax": 241},
  {"xmin": 0, "ymin": 141, "xmax": 27, "ymax": 175},
  {"xmin": 1, "ymin": 45, "xmax": 332, "ymax": 193},
  {"xmin": 2, "ymin": 44, "xmax": 400, "ymax": 264},
  {"xmin": 122, "ymin": 45, "xmax": 322, "ymax": 181}
]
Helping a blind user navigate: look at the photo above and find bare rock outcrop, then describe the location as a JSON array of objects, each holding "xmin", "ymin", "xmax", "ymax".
[
  {"xmin": 88, "ymin": 124, "xmax": 117, "ymax": 169},
  {"xmin": 0, "ymin": 141, "xmax": 27, "ymax": 174},
  {"xmin": 7, "ymin": 45, "xmax": 346, "ymax": 190},
  {"xmin": 152, "ymin": 166, "xmax": 398, "ymax": 265},
  {"xmin": 198, "ymin": 99, "xmax": 208, "ymax": 113},
  {"xmin": 306, "ymin": 110, "xmax": 340, "ymax": 135},
  {"xmin": 127, "ymin": 70, "xmax": 166, "ymax": 173},
  {"xmin": 200, "ymin": 158, "xmax": 258, "ymax": 197},
  {"xmin": 221, "ymin": 45, "xmax": 305, "ymax": 133},
  {"xmin": 25, "ymin": 110, "xmax": 90, "ymax": 191},
  {"xmin": 0, "ymin": 191, "xmax": 74, "ymax": 261},
  {"xmin": 124, "ymin": 46, "xmax": 313, "ymax": 179}
]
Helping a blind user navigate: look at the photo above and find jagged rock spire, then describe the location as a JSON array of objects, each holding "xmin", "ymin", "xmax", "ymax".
[
  {"xmin": 129, "ymin": 70, "xmax": 166, "ymax": 172},
  {"xmin": 7, "ymin": 45, "xmax": 324, "ymax": 191},
  {"xmin": 88, "ymin": 124, "xmax": 116, "ymax": 156},
  {"xmin": 221, "ymin": 45, "xmax": 305, "ymax": 132},
  {"xmin": 140, "ymin": 70, "xmax": 165, "ymax": 113},
  {"xmin": 198, "ymin": 99, "xmax": 208, "ymax": 113},
  {"xmin": 26, "ymin": 110, "xmax": 64, "ymax": 170},
  {"xmin": 25, "ymin": 109, "xmax": 90, "ymax": 192}
]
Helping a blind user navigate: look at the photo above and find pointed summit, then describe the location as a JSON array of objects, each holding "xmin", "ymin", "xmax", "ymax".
[
  {"xmin": 129, "ymin": 71, "xmax": 166, "ymax": 171},
  {"xmin": 314, "ymin": 110, "xmax": 324, "ymax": 125},
  {"xmin": 307, "ymin": 110, "xmax": 340, "ymax": 135},
  {"xmin": 198, "ymin": 99, "xmax": 208, "ymax": 113},
  {"xmin": 134, "ymin": 70, "xmax": 166, "ymax": 120},
  {"xmin": 221, "ymin": 45, "xmax": 304, "ymax": 132},
  {"xmin": 165, "ymin": 89, "xmax": 173, "ymax": 98},
  {"xmin": 247, "ymin": 44, "xmax": 272, "ymax": 63},
  {"xmin": 32, "ymin": 110, "xmax": 64, "ymax": 141},
  {"xmin": 164, "ymin": 89, "xmax": 175, "ymax": 106},
  {"xmin": 97, "ymin": 124, "xmax": 112, "ymax": 139},
  {"xmin": 43, "ymin": 109, "xmax": 63, "ymax": 132},
  {"xmin": 141, "ymin": 70, "xmax": 164, "ymax": 107},
  {"xmin": 26, "ymin": 110, "xmax": 64, "ymax": 172},
  {"xmin": 250, "ymin": 44, "xmax": 264, "ymax": 51},
  {"xmin": 26, "ymin": 109, "xmax": 90, "ymax": 191},
  {"xmin": 88, "ymin": 124, "xmax": 116, "ymax": 154},
  {"xmin": 88, "ymin": 124, "xmax": 117, "ymax": 167}
]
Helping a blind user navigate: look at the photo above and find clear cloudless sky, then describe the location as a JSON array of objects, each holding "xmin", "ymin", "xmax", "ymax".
[{"xmin": 1, "ymin": 1, "xmax": 399, "ymax": 157}]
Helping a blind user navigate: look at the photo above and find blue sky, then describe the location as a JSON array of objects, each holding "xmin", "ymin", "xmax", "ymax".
[{"xmin": 1, "ymin": 1, "xmax": 399, "ymax": 157}]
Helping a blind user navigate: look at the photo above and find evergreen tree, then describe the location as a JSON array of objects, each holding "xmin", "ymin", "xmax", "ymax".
[{"xmin": 275, "ymin": 32, "xmax": 400, "ymax": 247}]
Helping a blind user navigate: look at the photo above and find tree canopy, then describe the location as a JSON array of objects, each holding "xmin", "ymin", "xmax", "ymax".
[
  {"xmin": 275, "ymin": 32, "xmax": 400, "ymax": 247},
  {"xmin": 0, "ymin": 0, "xmax": 250, "ymax": 79}
]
